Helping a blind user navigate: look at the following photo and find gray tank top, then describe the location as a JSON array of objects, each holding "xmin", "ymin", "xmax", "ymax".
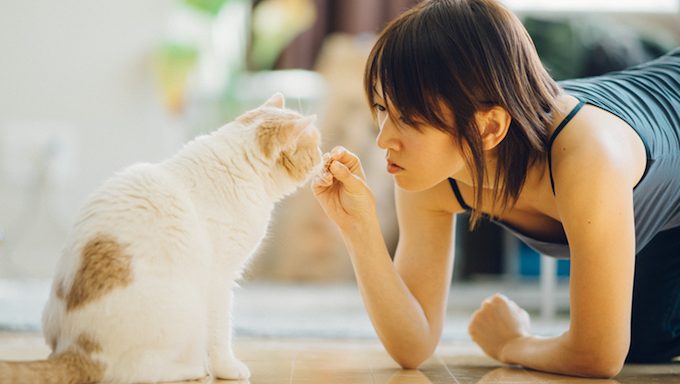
[{"xmin": 449, "ymin": 48, "xmax": 680, "ymax": 258}]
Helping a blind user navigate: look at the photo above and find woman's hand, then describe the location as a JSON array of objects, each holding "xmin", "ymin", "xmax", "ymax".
[
  {"xmin": 468, "ymin": 294, "xmax": 531, "ymax": 363},
  {"xmin": 311, "ymin": 146, "xmax": 376, "ymax": 232}
]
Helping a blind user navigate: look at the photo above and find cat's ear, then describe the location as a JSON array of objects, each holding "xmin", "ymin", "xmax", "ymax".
[{"xmin": 262, "ymin": 92, "xmax": 285, "ymax": 109}]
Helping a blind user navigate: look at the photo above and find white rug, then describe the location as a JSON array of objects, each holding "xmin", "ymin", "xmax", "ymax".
[{"xmin": 0, "ymin": 280, "xmax": 569, "ymax": 341}]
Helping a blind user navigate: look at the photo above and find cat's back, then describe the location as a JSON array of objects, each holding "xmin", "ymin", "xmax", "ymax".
[
  {"xmin": 54, "ymin": 162, "xmax": 203, "ymax": 279},
  {"xmin": 75, "ymin": 162, "xmax": 194, "ymax": 230}
]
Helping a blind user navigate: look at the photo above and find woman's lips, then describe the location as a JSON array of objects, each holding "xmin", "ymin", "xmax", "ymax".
[{"xmin": 387, "ymin": 161, "xmax": 404, "ymax": 174}]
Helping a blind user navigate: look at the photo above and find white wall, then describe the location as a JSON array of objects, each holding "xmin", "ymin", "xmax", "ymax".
[{"xmin": 0, "ymin": 0, "xmax": 185, "ymax": 278}]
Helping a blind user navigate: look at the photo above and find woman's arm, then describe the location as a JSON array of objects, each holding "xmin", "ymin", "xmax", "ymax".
[
  {"xmin": 469, "ymin": 118, "xmax": 639, "ymax": 378},
  {"xmin": 312, "ymin": 147, "xmax": 460, "ymax": 368}
]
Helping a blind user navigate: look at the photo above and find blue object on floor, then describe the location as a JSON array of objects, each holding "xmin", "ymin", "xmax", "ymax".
[{"xmin": 518, "ymin": 243, "xmax": 570, "ymax": 278}]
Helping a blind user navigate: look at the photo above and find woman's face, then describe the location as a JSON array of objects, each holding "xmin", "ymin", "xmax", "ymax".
[{"xmin": 372, "ymin": 90, "xmax": 468, "ymax": 192}]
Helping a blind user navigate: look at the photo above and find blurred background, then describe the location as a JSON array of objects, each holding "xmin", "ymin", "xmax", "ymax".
[{"xmin": 0, "ymin": 0, "xmax": 678, "ymax": 340}]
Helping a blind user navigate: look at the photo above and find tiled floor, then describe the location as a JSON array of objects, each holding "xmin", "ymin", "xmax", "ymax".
[{"xmin": 1, "ymin": 332, "xmax": 678, "ymax": 383}]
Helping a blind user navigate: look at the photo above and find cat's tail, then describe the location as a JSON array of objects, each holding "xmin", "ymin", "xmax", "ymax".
[{"xmin": 0, "ymin": 350, "xmax": 104, "ymax": 384}]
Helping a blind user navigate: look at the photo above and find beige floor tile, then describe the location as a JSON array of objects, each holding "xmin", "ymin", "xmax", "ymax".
[{"xmin": 0, "ymin": 333, "xmax": 678, "ymax": 383}]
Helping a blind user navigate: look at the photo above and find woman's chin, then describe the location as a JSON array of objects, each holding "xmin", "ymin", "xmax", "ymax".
[{"xmin": 393, "ymin": 174, "xmax": 437, "ymax": 192}]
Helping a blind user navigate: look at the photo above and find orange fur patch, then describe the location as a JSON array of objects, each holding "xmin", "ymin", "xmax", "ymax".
[
  {"xmin": 256, "ymin": 122, "xmax": 279, "ymax": 159},
  {"xmin": 278, "ymin": 124, "xmax": 321, "ymax": 181},
  {"xmin": 0, "ymin": 335, "xmax": 104, "ymax": 384},
  {"xmin": 48, "ymin": 336, "xmax": 57, "ymax": 351},
  {"xmin": 278, "ymin": 151, "xmax": 306, "ymax": 181},
  {"xmin": 256, "ymin": 116, "xmax": 299, "ymax": 159},
  {"xmin": 55, "ymin": 280, "xmax": 65, "ymax": 301},
  {"xmin": 66, "ymin": 234, "xmax": 132, "ymax": 312},
  {"xmin": 56, "ymin": 350, "xmax": 104, "ymax": 382},
  {"xmin": 76, "ymin": 334, "xmax": 103, "ymax": 354}
]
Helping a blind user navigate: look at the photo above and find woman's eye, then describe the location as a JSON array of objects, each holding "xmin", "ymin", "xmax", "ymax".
[{"xmin": 373, "ymin": 103, "xmax": 386, "ymax": 112}]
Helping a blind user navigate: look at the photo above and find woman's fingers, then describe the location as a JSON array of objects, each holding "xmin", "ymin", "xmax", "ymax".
[
  {"xmin": 328, "ymin": 146, "xmax": 366, "ymax": 179},
  {"xmin": 314, "ymin": 146, "xmax": 367, "ymax": 195},
  {"xmin": 327, "ymin": 160, "xmax": 364, "ymax": 193},
  {"xmin": 314, "ymin": 171, "xmax": 334, "ymax": 188},
  {"xmin": 311, "ymin": 148, "xmax": 378, "ymax": 231},
  {"xmin": 311, "ymin": 168, "xmax": 335, "ymax": 196}
]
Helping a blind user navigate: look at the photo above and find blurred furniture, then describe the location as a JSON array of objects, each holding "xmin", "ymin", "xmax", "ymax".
[{"xmin": 270, "ymin": 0, "xmax": 420, "ymax": 70}]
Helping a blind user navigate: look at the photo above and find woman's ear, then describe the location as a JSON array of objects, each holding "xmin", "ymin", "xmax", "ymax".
[{"xmin": 476, "ymin": 106, "xmax": 511, "ymax": 150}]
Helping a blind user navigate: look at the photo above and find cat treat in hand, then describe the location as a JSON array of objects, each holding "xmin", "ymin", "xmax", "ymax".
[{"xmin": 323, "ymin": 152, "xmax": 333, "ymax": 172}]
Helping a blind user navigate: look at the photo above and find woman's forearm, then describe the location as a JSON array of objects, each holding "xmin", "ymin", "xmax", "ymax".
[
  {"xmin": 501, "ymin": 333, "xmax": 624, "ymax": 378},
  {"xmin": 340, "ymin": 216, "xmax": 437, "ymax": 368}
]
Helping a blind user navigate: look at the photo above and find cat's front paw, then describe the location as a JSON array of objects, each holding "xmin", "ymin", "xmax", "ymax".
[{"xmin": 211, "ymin": 357, "xmax": 251, "ymax": 380}]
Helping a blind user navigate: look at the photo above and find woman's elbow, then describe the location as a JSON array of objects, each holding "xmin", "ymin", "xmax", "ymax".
[
  {"xmin": 388, "ymin": 343, "xmax": 436, "ymax": 370},
  {"xmin": 567, "ymin": 333, "xmax": 628, "ymax": 378},
  {"xmin": 394, "ymin": 354, "xmax": 429, "ymax": 370},
  {"xmin": 574, "ymin": 348, "xmax": 627, "ymax": 378},
  {"xmin": 578, "ymin": 360, "xmax": 624, "ymax": 379}
]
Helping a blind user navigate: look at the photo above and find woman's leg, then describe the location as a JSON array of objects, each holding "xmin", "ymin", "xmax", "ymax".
[{"xmin": 627, "ymin": 226, "xmax": 680, "ymax": 363}]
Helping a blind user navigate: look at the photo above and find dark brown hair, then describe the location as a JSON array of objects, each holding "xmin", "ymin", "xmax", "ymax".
[{"xmin": 364, "ymin": 0, "xmax": 561, "ymax": 226}]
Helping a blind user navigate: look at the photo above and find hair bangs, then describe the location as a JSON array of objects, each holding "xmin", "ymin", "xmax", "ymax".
[{"xmin": 364, "ymin": 10, "xmax": 451, "ymax": 132}]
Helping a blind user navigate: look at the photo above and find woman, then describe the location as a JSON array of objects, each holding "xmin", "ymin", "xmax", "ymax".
[{"xmin": 312, "ymin": 0, "xmax": 680, "ymax": 378}]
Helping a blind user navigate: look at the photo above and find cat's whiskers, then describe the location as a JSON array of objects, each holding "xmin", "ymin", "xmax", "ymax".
[{"xmin": 296, "ymin": 96, "xmax": 304, "ymax": 115}]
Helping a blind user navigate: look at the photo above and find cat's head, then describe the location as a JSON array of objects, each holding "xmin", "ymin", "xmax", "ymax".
[{"xmin": 237, "ymin": 93, "xmax": 322, "ymax": 195}]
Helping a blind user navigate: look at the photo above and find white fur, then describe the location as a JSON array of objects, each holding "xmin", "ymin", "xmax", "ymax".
[{"xmin": 41, "ymin": 100, "xmax": 321, "ymax": 383}]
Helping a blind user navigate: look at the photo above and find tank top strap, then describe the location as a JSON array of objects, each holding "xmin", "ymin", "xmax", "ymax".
[
  {"xmin": 548, "ymin": 98, "xmax": 586, "ymax": 194},
  {"xmin": 447, "ymin": 178, "xmax": 472, "ymax": 211}
]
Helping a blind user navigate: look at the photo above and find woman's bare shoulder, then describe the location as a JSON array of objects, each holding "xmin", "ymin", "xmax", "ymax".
[{"xmin": 550, "ymin": 102, "xmax": 646, "ymax": 191}]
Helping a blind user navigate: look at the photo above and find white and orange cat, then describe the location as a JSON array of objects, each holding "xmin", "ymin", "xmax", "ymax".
[{"xmin": 0, "ymin": 93, "xmax": 322, "ymax": 384}]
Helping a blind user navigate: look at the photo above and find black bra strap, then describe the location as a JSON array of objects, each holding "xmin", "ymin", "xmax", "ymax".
[
  {"xmin": 448, "ymin": 178, "xmax": 471, "ymax": 211},
  {"xmin": 548, "ymin": 99, "xmax": 586, "ymax": 194}
]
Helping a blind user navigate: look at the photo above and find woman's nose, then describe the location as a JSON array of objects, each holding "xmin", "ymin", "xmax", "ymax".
[{"xmin": 375, "ymin": 119, "xmax": 400, "ymax": 151}]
